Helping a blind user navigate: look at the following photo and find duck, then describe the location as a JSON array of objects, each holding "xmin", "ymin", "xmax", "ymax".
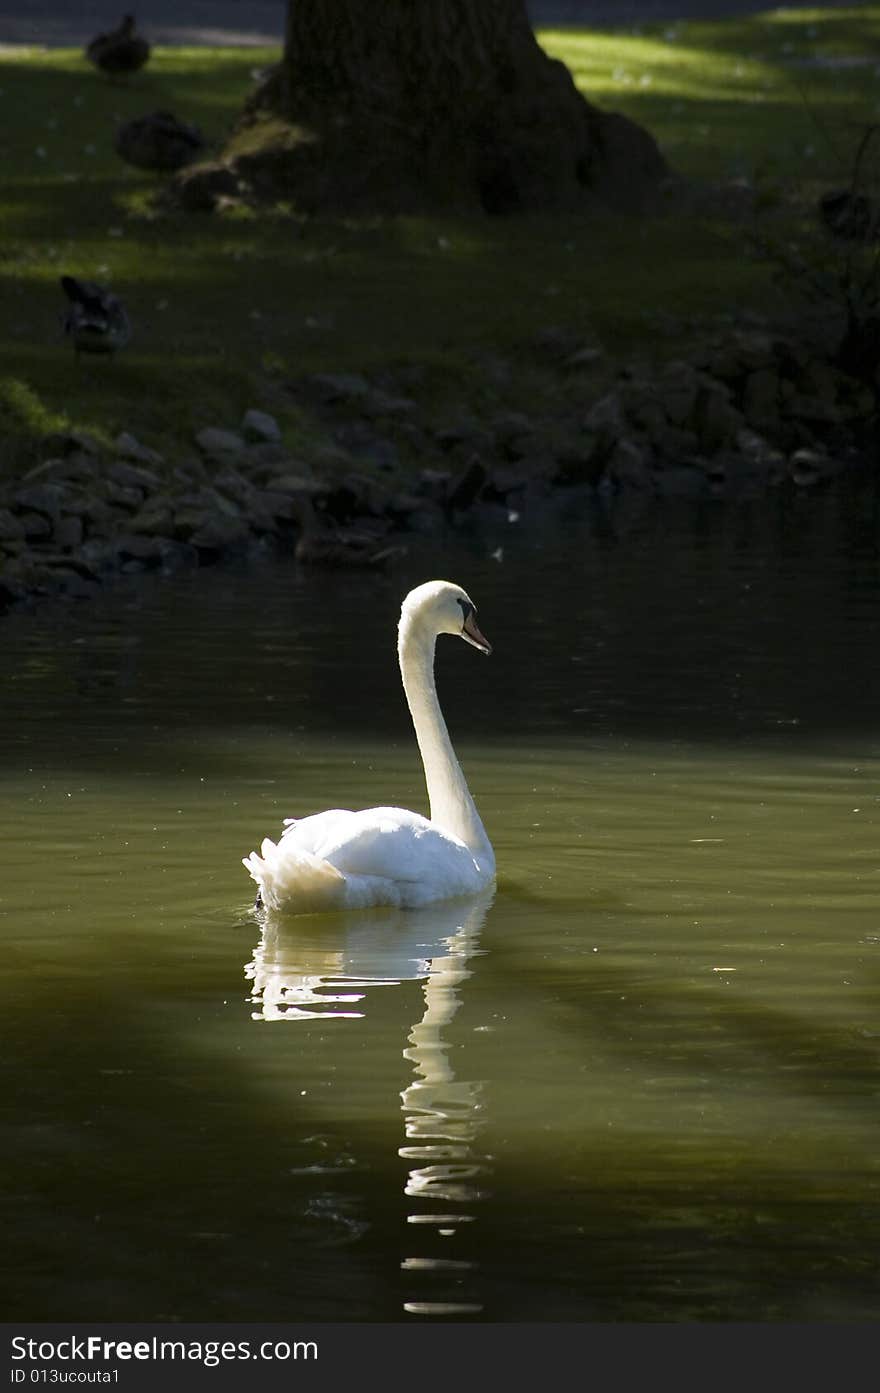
[
  {"xmin": 115, "ymin": 111, "xmax": 206, "ymax": 172},
  {"xmin": 60, "ymin": 275, "xmax": 131, "ymax": 356},
  {"xmin": 86, "ymin": 14, "xmax": 150, "ymax": 77},
  {"xmin": 243, "ymin": 580, "xmax": 495, "ymax": 914},
  {"xmin": 291, "ymin": 493, "xmax": 406, "ymax": 569}
]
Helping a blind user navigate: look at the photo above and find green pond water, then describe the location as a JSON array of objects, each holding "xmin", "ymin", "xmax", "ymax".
[{"xmin": 3, "ymin": 490, "xmax": 880, "ymax": 1322}]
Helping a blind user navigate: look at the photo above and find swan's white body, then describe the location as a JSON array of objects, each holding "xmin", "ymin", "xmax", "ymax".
[{"xmin": 243, "ymin": 580, "xmax": 495, "ymax": 914}]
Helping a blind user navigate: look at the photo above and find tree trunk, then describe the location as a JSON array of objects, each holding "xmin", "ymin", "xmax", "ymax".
[{"xmin": 176, "ymin": 0, "xmax": 667, "ymax": 214}]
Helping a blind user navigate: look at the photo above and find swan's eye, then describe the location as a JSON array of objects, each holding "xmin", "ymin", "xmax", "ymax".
[{"xmin": 457, "ymin": 597, "xmax": 474, "ymax": 626}]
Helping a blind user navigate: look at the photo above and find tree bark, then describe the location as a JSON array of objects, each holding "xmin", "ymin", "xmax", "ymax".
[{"xmin": 176, "ymin": 0, "xmax": 667, "ymax": 214}]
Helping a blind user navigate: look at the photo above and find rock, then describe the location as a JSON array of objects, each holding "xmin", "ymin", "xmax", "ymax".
[
  {"xmin": 702, "ymin": 330, "xmax": 776, "ymax": 382},
  {"xmin": 34, "ymin": 552, "xmax": 98, "ymax": 581},
  {"xmin": 619, "ymin": 379, "xmax": 667, "ymax": 437},
  {"xmin": 309, "ymin": 444, "xmax": 357, "ymax": 474},
  {"xmin": 127, "ymin": 503, "xmax": 175, "ymax": 536},
  {"xmin": 189, "ymin": 515, "xmax": 249, "ymax": 551},
  {"xmin": 490, "ymin": 411, "xmax": 533, "ymax": 458},
  {"xmin": 385, "ymin": 492, "xmax": 425, "ymax": 522},
  {"xmin": 0, "ymin": 564, "xmax": 27, "ymax": 607},
  {"xmin": 112, "ymin": 535, "xmax": 197, "ymax": 571},
  {"xmin": 564, "ymin": 346, "xmax": 605, "ymax": 372},
  {"xmin": 416, "ymin": 468, "xmax": 452, "ymax": 501},
  {"xmin": 108, "ymin": 459, "xmax": 162, "ymax": 492},
  {"xmin": 155, "ymin": 539, "xmax": 199, "ymax": 572},
  {"xmin": 656, "ymin": 361, "xmax": 700, "ymax": 426},
  {"xmin": 359, "ymin": 390, "xmax": 416, "ymax": 420},
  {"xmin": 773, "ymin": 336, "xmax": 812, "ymax": 379},
  {"xmin": 53, "ymin": 516, "xmax": 84, "ymax": 550},
  {"xmin": 340, "ymin": 472, "xmax": 388, "ymax": 515},
  {"xmin": 784, "ymin": 394, "xmax": 842, "ymax": 426},
  {"xmin": 78, "ymin": 539, "xmax": 120, "ymax": 572},
  {"xmin": 334, "ymin": 421, "xmax": 401, "ymax": 471},
  {"xmin": 583, "ymin": 392, "xmax": 625, "ymax": 439},
  {"xmin": 446, "ymin": 456, "xmax": 488, "ymax": 512},
  {"xmin": 654, "ymin": 463, "xmax": 710, "ymax": 498},
  {"xmin": 115, "ymin": 432, "xmax": 164, "ymax": 467},
  {"xmin": 241, "ymin": 409, "xmax": 281, "ymax": 443},
  {"xmin": 401, "ymin": 415, "xmax": 434, "ymax": 459},
  {"xmin": 590, "ymin": 106, "xmax": 668, "ymax": 213},
  {"xmin": 308, "ymin": 372, "xmax": 371, "ymax": 404},
  {"xmin": 116, "ymin": 535, "xmax": 169, "ymax": 566},
  {"xmin": 0, "ymin": 509, "xmax": 25, "ymax": 541},
  {"xmin": 12, "ymin": 483, "xmax": 67, "ymax": 522},
  {"xmin": 693, "ymin": 384, "xmax": 742, "ymax": 452},
  {"xmin": 208, "ymin": 487, "xmax": 244, "ymax": 518},
  {"xmin": 39, "ymin": 429, "xmax": 101, "ymax": 458},
  {"xmin": 105, "ymin": 481, "xmax": 143, "ymax": 511},
  {"xmin": 194, "ymin": 427, "xmax": 246, "ymax": 459},
  {"xmin": 434, "ymin": 423, "xmax": 491, "ymax": 455},
  {"xmin": 213, "ymin": 468, "xmax": 254, "ymax": 506},
  {"xmin": 798, "ymin": 359, "xmax": 841, "ymax": 404},
  {"xmin": 173, "ymin": 490, "xmax": 241, "ymax": 540},
  {"xmin": 51, "ymin": 569, "xmax": 102, "ymax": 600},
  {"xmin": 16, "ymin": 512, "xmax": 53, "ymax": 540},
  {"xmin": 22, "ymin": 453, "xmax": 98, "ymax": 485},
  {"xmin": 606, "ymin": 438, "xmax": 652, "ymax": 490},
  {"xmin": 654, "ymin": 423, "xmax": 701, "ymax": 458},
  {"xmin": 465, "ymin": 500, "xmax": 515, "ymax": 530},
  {"xmin": 553, "ymin": 435, "xmax": 606, "ymax": 486},
  {"xmin": 245, "ymin": 490, "xmax": 296, "ymax": 530},
  {"xmin": 240, "ymin": 441, "xmax": 295, "ymax": 476},
  {"xmin": 65, "ymin": 497, "xmax": 116, "ymax": 530},
  {"xmin": 484, "ymin": 461, "xmax": 533, "ymax": 498},
  {"xmin": 171, "ymin": 460, "xmax": 208, "ymax": 488},
  {"xmin": 263, "ymin": 473, "xmax": 322, "ymax": 496},
  {"xmin": 404, "ymin": 500, "xmax": 445, "ymax": 534},
  {"xmin": 742, "ymin": 368, "xmax": 780, "ymax": 429}
]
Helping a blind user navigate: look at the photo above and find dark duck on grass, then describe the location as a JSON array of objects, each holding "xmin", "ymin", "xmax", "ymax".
[
  {"xmin": 115, "ymin": 111, "xmax": 205, "ymax": 172},
  {"xmin": 60, "ymin": 276, "xmax": 131, "ymax": 357},
  {"xmin": 86, "ymin": 14, "xmax": 150, "ymax": 77}
]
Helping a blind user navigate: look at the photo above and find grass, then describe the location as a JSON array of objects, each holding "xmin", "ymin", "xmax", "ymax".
[{"xmin": 2, "ymin": 7, "xmax": 880, "ymax": 479}]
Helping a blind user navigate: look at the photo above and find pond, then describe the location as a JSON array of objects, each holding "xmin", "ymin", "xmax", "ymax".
[{"xmin": 3, "ymin": 484, "xmax": 880, "ymax": 1322}]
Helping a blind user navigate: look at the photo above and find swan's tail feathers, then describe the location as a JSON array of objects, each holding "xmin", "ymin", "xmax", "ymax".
[{"xmin": 242, "ymin": 838, "xmax": 346, "ymax": 914}]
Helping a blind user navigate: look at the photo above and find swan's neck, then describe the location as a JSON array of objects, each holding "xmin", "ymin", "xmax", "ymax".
[{"xmin": 398, "ymin": 618, "xmax": 493, "ymax": 866}]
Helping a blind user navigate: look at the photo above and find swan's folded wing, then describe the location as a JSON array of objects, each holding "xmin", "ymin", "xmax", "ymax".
[
  {"xmin": 312, "ymin": 806, "xmax": 473, "ymax": 883},
  {"xmin": 269, "ymin": 805, "xmax": 488, "ymax": 906},
  {"xmin": 278, "ymin": 809, "xmax": 356, "ymax": 851}
]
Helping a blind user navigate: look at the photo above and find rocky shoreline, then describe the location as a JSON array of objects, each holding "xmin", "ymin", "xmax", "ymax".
[{"xmin": 1, "ymin": 320, "xmax": 875, "ymax": 613}]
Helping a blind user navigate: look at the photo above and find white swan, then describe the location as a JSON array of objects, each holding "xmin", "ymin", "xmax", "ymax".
[{"xmin": 243, "ymin": 579, "xmax": 496, "ymax": 914}]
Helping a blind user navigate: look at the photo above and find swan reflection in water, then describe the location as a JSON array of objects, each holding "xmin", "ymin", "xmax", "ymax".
[{"xmin": 245, "ymin": 890, "xmax": 494, "ymax": 1316}]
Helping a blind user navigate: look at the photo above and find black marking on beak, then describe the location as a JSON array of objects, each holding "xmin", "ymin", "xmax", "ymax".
[{"xmin": 457, "ymin": 597, "xmax": 491, "ymax": 654}]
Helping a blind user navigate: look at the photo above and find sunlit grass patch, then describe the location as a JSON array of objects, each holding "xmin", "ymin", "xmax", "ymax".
[{"xmin": 543, "ymin": 9, "xmax": 880, "ymax": 183}]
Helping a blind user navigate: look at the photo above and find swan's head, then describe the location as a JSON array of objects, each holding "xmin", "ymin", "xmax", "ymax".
[{"xmin": 400, "ymin": 580, "xmax": 491, "ymax": 654}]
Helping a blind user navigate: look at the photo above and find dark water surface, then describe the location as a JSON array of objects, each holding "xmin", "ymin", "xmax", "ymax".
[{"xmin": 3, "ymin": 487, "xmax": 880, "ymax": 1321}]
